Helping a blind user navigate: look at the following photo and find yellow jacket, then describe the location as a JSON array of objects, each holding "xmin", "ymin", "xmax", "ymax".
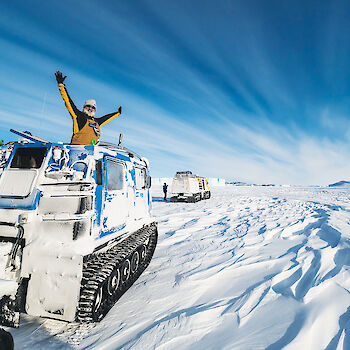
[{"xmin": 57, "ymin": 83, "xmax": 121, "ymax": 145}]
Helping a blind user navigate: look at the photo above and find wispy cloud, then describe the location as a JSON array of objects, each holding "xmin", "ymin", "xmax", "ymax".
[{"xmin": 1, "ymin": 1, "xmax": 350, "ymax": 185}]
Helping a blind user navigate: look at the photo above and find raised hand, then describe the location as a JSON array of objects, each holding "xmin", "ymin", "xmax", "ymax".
[{"xmin": 55, "ymin": 71, "xmax": 67, "ymax": 84}]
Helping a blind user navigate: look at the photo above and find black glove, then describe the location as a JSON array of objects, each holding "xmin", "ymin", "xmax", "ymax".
[
  {"xmin": 118, "ymin": 106, "xmax": 122, "ymax": 114},
  {"xmin": 55, "ymin": 71, "xmax": 67, "ymax": 84}
]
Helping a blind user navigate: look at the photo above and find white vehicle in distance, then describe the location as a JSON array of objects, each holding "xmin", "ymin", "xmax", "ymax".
[{"xmin": 170, "ymin": 171, "xmax": 211, "ymax": 203}]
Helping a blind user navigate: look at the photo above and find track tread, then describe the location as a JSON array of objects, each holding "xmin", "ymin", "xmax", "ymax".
[{"xmin": 76, "ymin": 223, "xmax": 157, "ymax": 322}]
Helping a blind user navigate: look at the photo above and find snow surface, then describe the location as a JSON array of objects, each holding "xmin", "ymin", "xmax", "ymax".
[{"xmin": 5, "ymin": 185, "xmax": 350, "ymax": 349}]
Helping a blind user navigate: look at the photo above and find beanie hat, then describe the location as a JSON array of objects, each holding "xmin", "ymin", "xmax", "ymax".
[{"xmin": 83, "ymin": 99, "xmax": 97, "ymax": 110}]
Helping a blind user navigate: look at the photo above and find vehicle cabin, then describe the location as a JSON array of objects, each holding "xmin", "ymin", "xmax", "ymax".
[
  {"xmin": 0, "ymin": 130, "xmax": 157, "ymax": 326},
  {"xmin": 170, "ymin": 171, "xmax": 211, "ymax": 203}
]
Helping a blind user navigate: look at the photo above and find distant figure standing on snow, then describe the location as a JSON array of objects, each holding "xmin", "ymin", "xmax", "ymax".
[
  {"xmin": 0, "ymin": 328, "xmax": 14, "ymax": 350},
  {"xmin": 55, "ymin": 71, "xmax": 122, "ymax": 145},
  {"xmin": 163, "ymin": 183, "xmax": 168, "ymax": 201}
]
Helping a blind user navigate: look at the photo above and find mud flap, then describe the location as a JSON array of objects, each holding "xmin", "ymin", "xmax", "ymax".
[
  {"xmin": 0, "ymin": 292, "xmax": 20, "ymax": 328},
  {"xmin": 0, "ymin": 237, "xmax": 23, "ymax": 328}
]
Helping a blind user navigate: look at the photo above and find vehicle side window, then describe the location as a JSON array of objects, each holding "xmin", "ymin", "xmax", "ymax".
[
  {"xmin": 106, "ymin": 159, "xmax": 124, "ymax": 191},
  {"xmin": 146, "ymin": 174, "xmax": 151, "ymax": 188},
  {"xmin": 95, "ymin": 161, "xmax": 103, "ymax": 185},
  {"xmin": 135, "ymin": 167, "xmax": 146, "ymax": 190}
]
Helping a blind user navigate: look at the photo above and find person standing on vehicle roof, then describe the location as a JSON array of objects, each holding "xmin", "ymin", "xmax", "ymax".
[{"xmin": 55, "ymin": 71, "xmax": 122, "ymax": 145}]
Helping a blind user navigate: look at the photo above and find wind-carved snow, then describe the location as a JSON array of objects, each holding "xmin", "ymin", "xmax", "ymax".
[{"xmin": 8, "ymin": 186, "xmax": 350, "ymax": 349}]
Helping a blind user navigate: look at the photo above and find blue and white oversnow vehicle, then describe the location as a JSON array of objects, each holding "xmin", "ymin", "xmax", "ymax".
[{"xmin": 0, "ymin": 130, "xmax": 157, "ymax": 327}]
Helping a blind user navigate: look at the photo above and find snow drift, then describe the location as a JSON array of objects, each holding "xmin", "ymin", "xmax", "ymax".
[{"xmin": 6, "ymin": 185, "xmax": 350, "ymax": 349}]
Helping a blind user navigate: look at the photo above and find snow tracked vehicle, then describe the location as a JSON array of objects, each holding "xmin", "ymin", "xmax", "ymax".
[
  {"xmin": 170, "ymin": 171, "xmax": 210, "ymax": 202},
  {"xmin": 0, "ymin": 130, "xmax": 157, "ymax": 327}
]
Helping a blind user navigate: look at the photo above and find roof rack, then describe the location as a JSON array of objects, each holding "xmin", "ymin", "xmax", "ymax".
[
  {"xmin": 97, "ymin": 141, "xmax": 143, "ymax": 160},
  {"xmin": 175, "ymin": 171, "xmax": 196, "ymax": 178},
  {"xmin": 176, "ymin": 171, "xmax": 193, "ymax": 175},
  {"xmin": 9, "ymin": 130, "xmax": 144, "ymax": 162},
  {"xmin": 10, "ymin": 129, "xmax": 50, "ymax": 144}
]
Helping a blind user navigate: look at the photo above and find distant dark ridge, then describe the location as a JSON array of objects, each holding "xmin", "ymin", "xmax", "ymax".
[
  {"xmin": 329, "ymin": 181, "xmax": 350, "ymax": 187},
  {"xmin": 226, "ymin": 181, "xmax": 251, "ymax": 186},
  {"xmin": 226, "ymin": 181, "xmax": 276, "ymax": 187}
]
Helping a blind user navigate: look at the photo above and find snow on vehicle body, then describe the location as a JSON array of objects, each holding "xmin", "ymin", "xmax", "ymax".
[
  {"xmin": 170, "ymin": 171, "xmax": 211, "ymax": 202},
  {"xmin": 0, "ymin": 130, "xmax": 157, "ymax": 327}
]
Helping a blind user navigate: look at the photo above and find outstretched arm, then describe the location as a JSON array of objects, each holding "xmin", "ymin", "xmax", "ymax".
[
  {"xmin": 96, "ymin": 106, "xmax": 122, "ymax": 127},
  {"xmin": 55, "ymin": 71, "xmax": 80, "ymax": 134}
]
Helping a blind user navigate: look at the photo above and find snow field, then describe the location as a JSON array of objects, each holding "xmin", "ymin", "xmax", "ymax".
[{"xmin": 8, "ymin": 185, "xmax": 350, "ymax": 349}]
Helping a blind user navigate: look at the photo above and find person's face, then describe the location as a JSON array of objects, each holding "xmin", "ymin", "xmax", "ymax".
[{"xmin": 84, "ymin": 104, "xmax": 96, "ymax": 116}]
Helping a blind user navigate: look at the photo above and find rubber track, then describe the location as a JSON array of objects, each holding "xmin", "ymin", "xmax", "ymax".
[{"xmin": 76, "ymin": 222, "xmax": 158, "ymax": 322}]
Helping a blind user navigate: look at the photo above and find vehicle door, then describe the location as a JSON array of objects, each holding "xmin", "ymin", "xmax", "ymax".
[
  {"xmin": 100, "ymin": 157, "xmax": 129, "ymax": 237},
  {"xmin": 198, "ymin": 178, "xmax": 204, "ymax": 194},
  {"xmin": 134, "ymin": 167, "xmax": 149, "ymax": 220}
]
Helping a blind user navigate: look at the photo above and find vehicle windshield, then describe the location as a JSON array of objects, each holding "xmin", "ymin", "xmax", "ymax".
[{"xmin": 10, "ymin": 147, "xmax": 47, "ymax": 169}]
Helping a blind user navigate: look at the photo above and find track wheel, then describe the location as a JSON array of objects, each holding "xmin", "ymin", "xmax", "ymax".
[
  {"xmin": 187, "ymin": 196, "xmax": 195, "ymax": 203},
  {"xmin": 131, "ymin": 251, "xmax": 140, "ymax": 273},
  {"xmin": 121, "ymin": 259, "xmax": 131, "ymax": 283},
  {"xmin": 107, "ymin": 268, "xmax": 120, "ymax": 296},
  {"xmin": 92, "ymin": 285, "xmax": 104, "ymax": 321},
  {"xmin": 139, "ymin": 245, "xmax": 147, "ymax": 261}
]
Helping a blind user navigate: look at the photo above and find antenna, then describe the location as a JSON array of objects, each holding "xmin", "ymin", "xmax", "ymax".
[
  {"xmin": 118, "ymin": 133, "xmax": 123, "ymax": 146},
  {"xmin": 39, "ymin": 92, "xmax": 47, "ymax": 132}
]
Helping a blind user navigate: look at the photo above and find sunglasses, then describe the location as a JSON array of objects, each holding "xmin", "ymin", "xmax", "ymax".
[{"xmin": 85, "ymin": 105, "xmax": 96, "ymax": 110}]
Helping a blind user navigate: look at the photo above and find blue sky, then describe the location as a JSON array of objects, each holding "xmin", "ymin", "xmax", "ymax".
[{"xmin": 1, "ymin": 0, "xmax": 350, "ymax": 184}]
